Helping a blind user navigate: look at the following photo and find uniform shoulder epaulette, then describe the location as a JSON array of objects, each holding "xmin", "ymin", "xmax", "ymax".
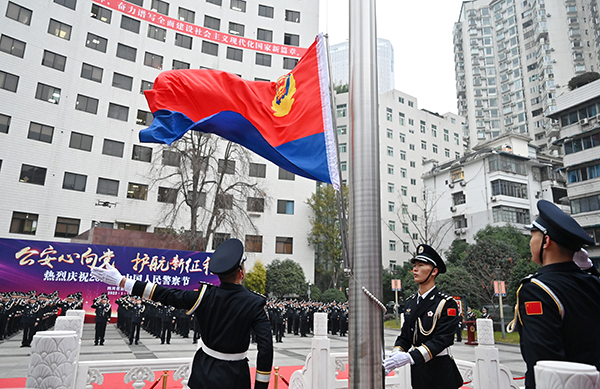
[
  {"xmin": 407, "ymin": 293, "xmax": 417, "ymax": 300},
  {"xmin": 520, "ymin": 273, "xmax": 537, "ymax": 283},
  {"xmin": 250, "ymin": 290, "xmax": 267, "ymax": 300},
  {"xmin": 198, "ymin": 281, "xmax": 215, "ymax": 288}
]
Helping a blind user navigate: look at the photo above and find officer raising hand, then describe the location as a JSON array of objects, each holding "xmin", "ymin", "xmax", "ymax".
[{"xmin": 92, "ymin": 239, "xmax": 273, "ymax": 389}]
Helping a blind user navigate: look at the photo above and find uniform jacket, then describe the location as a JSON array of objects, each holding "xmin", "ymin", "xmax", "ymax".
[
  {"xmin": 131, "ymin": 281, "xmax": 273, "ymax": 389},
  {"xmin": 91, "ymin": 302, "xmax": 112, "ymax": 323},
  {"xmin": 509, "ymin": 261, "xmax": 600, "ymax": 388},
  {"xmin": 130, "ymin": 304, "xmax": 145, "ymax": 324}
]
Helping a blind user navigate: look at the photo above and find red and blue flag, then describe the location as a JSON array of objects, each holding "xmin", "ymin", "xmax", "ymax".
[{"xmin": 140, "ymin": 33, "xmax": 340, "ymax": 189}]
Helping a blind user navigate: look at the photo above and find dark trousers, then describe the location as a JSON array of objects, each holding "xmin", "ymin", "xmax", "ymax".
[
  {"xmin": 275, "ymin": 323, "xmax": 284, "ymax": 342},
  {"xmin": 95, "ymin": 322, "xmax": 107, "ymax": 344},
  {"xmin": 22, "ymin": 323, "xmax": 36, "ymax": 346},
  {"xmin": 0, "ymin": 315, "xmax": 8, "ymax": 339},
  {"xmin": 160, "ymin": 321, "xmax": 172, "ymax": 344},
  {"xmin": 129, "ymin": 322, "xmax": 141, "ymax": 344}
]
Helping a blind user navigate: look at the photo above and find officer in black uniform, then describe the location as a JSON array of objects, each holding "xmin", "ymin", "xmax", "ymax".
[
  {"xmin": 384, "ymin": 244, "xmax": 463, "ymax": 389},
  {"xmin": 129, "ymin": 297, "xmax": 145, "ymax": 345},
  {"xmin": 91, "ymin": 294, "xmax": 111, "ymax": 345},
  {"xmin": 92, "ymin": 238, "xmax": 274, "ymax": 389},
  {"xmin": 20, "ymin": 295, "xmax": 40, "ymax": 347},
  {"xmin": 507, "ymin": 200, "xmax": 600, "ymax": 389}
]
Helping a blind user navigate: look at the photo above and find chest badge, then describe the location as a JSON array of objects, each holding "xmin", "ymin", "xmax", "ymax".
[
  {"xmin": 427, "ymin": 311, "xmax": 433, "ymax": 317},
  {"xmin": 405, "ymin": 309, "xmax": 411, "ymax": 314}
]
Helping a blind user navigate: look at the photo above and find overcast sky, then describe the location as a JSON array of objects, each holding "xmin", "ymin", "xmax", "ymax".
[{"xmin": 319, "ymin": 0, "xmax": 467, "ymax": 115}]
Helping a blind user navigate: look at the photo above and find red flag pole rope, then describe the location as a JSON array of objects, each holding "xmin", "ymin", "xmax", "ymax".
[{"xmin": 147, "ymin": 376, "xmax": 162, "ymax": 389}]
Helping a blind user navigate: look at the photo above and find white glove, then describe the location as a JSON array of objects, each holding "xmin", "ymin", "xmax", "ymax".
[
  {"xmin": 573, "ymin": 248, "xmax": 592, "ymax": 270},
  {"xmin": 384, "ymin": 351, "xmax": 413, "ymax": 375},
  {"xmin": 91, "ymin": 263, "xmax": 124, "ymax": 286}
]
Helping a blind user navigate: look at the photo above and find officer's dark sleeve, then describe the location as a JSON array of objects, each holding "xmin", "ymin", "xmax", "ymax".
[
  {"xmin": 253, "ymin": 302, "xmax": 274, "ymax": 389},
  {"xmin": 409, "ymin": 298, "xmax": 460, "ymax": 365},
  {"xmin": 393, "ymin": 312, "xmax": 412, "ymax": 353},
  {"xmin": 517, "ymin": 281, "xmax": 564, "ymax": 387},
  {"xmin": 131, "ymin": 281, "xmax": 201, "ymax": 313}
]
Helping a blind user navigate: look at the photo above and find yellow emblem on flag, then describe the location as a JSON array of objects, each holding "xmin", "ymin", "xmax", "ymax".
[{"xmin": 272, "ymin": 74, "xmax": 296, "ymax": 117}]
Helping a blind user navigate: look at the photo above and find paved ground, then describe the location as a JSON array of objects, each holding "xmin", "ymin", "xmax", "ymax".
[{"xmin": 0, "ymin": 323, "xmax": 527, "ymax": 380}]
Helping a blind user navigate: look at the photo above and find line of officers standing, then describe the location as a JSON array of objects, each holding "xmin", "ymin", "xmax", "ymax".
[
  {"xmin": 0, "ymin": 291, "xmax": 83, "ymax": 347},
  {"xmin": 266, "ymin": 299, "xmax": 348, "ymax": 343}
]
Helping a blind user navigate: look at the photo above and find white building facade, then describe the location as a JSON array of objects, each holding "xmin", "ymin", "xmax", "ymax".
[
  {"xmin": 454, "ymin": 0, "xmax": 600, "ymax": 153},
  {"xmin": 0, "ymin": 0, "xmax": 320, "ymax": 281},
  {"xmin": 335, "ymin": 90, "xmax": 465, "ymax": 269},
  {"xmin": 422, "ymin": 133, "xmax": 566, "ymax": 252},
  {"xmin": 548, "ymin": 79, "xmax": 600, "ymax": 261}
]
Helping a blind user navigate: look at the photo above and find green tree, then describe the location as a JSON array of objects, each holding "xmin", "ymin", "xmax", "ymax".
[
  {"xmin": 307, "ymin": 184, "xmax": 349, "ymax": 291},
  {"xmin": 568, "ymin": 72, "xmax": 600, "ymax": 90},
  {"xmin": 321, "ymin": 288, "xmax": 347, "ymax": 303},
  {"xmin": 474, "ymin": 224, "xmax": 531, "ymax": 260},
  {"xmin": 265, "ymin": 259, "xmax": 306, "ymax": 298},
  {"xmin": 436, "ymin": 263, "xmax": 479, "ymax": 311},
  {"xmin": 244, "ymin": 260, "xmax": 266, "ymax": 295},
  {"xmin": 445, "ymin": 239, "xmax": 470, "ymax": 264},
  {"xmin": 506, "ymin": 258, "xmax": 541, "ymax": 306}
]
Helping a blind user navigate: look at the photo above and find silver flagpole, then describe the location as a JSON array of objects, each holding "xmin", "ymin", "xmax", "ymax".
[{"xmin": 348, "ymin": 0, "xmax": 383, "ymax": 387}]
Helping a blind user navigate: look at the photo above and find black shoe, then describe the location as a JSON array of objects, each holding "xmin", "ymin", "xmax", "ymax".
[
  {"xmin": 20, "ymin": 344, "xmax": 27, "ymax": 348},
  {"xmin": 100, "ymin": 343, "xmax": 104, "ymax": 346},
  {"xmin": 192, "ymin": 341, "xmax": 197, "ymax": 344},
  {"xmin": 161, "ymin": 341, "xmax": 164, "ymax": 344},
  {"xmin": 129, "ymin": 341, "xmax": 133, "ymax": 345},
  {"xmin": 135, "ymin": 341, "xmax": 139, "ymax": 345}
]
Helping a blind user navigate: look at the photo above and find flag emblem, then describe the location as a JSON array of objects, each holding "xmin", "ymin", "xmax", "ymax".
[
  {"xmin": 447, "ymin": 308, "xmax": 456, "ymax": 316},
  {"xmin": 525, "ymin": 301, "xmax": 543, "ymax": 315},
  {"xmin": 272, "ymin": 74, "xmax": 296, "ymax": 117}
]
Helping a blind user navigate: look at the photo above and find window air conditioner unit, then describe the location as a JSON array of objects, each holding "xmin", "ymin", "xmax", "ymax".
[
  {"xmin": 596, "ymin": 115, "xmax": 600, "ymax": 122},
  {"xmin": 455, "ymin": 229, "xmax": 461, "ymax": 235},
  {"xmin": 581, "ymin": 118, "xmax": 589, "ymax": 125},
  {"xmin": 461, "ymin": 228, "xmax": 467, "ymax": 234},
  {"xmin": 449, "ymin": 183, "xmax": 455, "ymax": 188},
  {"xmin": 450, "ymin": 206, "xmax": 457, "ymax": 212},
  {"xmin": 491, "ymin": 196, "xmax": 497, "ymax": 202},
  {"xmin": 460, "ymin": 181, "xmax": 467, "ymax": 187},
  {"xmin": 546, "ymin": 13, "xmax": 551, "ymax": 17}
]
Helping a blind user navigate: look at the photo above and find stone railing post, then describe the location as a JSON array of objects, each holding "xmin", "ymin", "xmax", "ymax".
[
  {"xmin": 26, "ymin": 330, "xmax": 80, "ymax": 389},
  {"xmin": 472, "ymin": 318, "xmax": 501, "ymax": 389},
  {"xmin": 55, "ymin": 316, "xmax": 84, "ymax": 340},
  {"xmin": 535, "ymin": 360, "xmax": 600, "ymax": 389},
  {"xmin": 289, "ymin": 312, "xmax": 331, "ymax": 389},
  {"xmin": 66, "ymin": 309, "xmax": 86, "ymax": 323}
]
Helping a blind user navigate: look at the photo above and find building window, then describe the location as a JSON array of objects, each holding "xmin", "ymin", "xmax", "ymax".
[
  {"xmin": 127, "ymin": 182, "xmax": 148, "ymax": 200},
  {"xmin": 212, "ymin": 233, "xmax": 231, "ymax": 249},
  {"xmin": 97, "ymin": 178, "xmax": 119, "ymax": 196},
  {"xmin": 488, "ymin": 155, "xmax": 526, "ymax": 175},
  {"xmin": 116, "ymin": 43, "xmax": 137, "ymax": 61},
  {"xmin": 256, "ymin": 53, "xmax": 271, "ymax": 67},
  {"xmin": 81, "ymin": 63, "xmax": 103, "ymax": 83},
  {"xmin": 399, "ymin": 132, "xmax": 405, "ymax": 143},
  {"xmin": 102, "ymin": 139, "xmax": 124, "ymax": 157},
  {"xmin": 206, "ymin": 0, "xmax": 222, "ymax": 5},
  {"xmin": 91, "ymin": 4, "xmax": 111, "ymax": 22},
  {"xmin": 276, "ymin": 237, "xmax": 293, "ymax": 254},
  {"xmin": 387, "ymin": 164, "xmax": 394, "ymax": 175},
  {"xmin": 445, "ymin": 148, "xmax": 450, "ymax": 158},
  {"xmin": 257, "ymin": 28, "xmax": 273, "ymax": 42},
  {"xmin": 403, "ymin": 242, "xmax": 409, "ymax": 252},
  {"xmin": 400, "ymin": 168, "xmax": 407, "ymax": 178},
  {"xmin": 388, "ymin": 201, "xmax": 395, "ymax": 212},
  {"xmin": 69, "ymin": 132, "xmax": 93, "ymax": 151},
  {"xmin": 432, "ymin": 144, "xmax": 438, "ymax": 154},
  {"xmin": 10, "ymin": 212, "xmax": 37, "ymax": 235},
  {"xmin": 410, "ymin": 161, "xmax": 416, "ymax": 168},
  {"xmin": 492, "ymin": 206, "xmax": 530, "ymax": 224},
  {"xmin": 402, "ymin": 204, "xmax": 408, "ymax": 215},
  {"xmin": 107, "ymin": 103, "xmax": 129, "ymax": 121},
  {"xmin": 443, "ymin": 129, "xmax": 450, "ymax": 142},
  {"xmin": 285, "ymin": 9, "xmax": 300, "ymax": 22},
  {"xmin": 402, "ymin": 223, "xmax": 409, "ymax": 233},
  {"xmin": 230, "ymin": 0, "xmax": 246, "ymax": 12},
  {"xmin": 86, "ymin": 33, "xmax": 108, "ymax": 52},
  {"xmin": 201, "ymin": 40, "xmax": 219, "ymax": 56},
  {"xmin": 20, "ymin": 164, "xmax": 46, "ymax": 185},
  {"xmin": 245, "ymin": 235, "xmax": 262, "ymax": 252},
  {"xmin": 452, "ymin": 192, "xmax": 466, "ymax": 206},
  {"xmin": 421, "ymin": 140, "xmax": 427, "ymax": 150},
  {"xmin": 337, "ymin": 104, "xmax": 347, "ymax": 118},
  {"xmin": 36, "ymin": 83, "xmax": 61, "ymax": 104},
  {"xmin": 339, "ymin": 143, "xmax": 347, "ymax": 153},
  {"xmin": 388, "ymin": 182, "xmax": 394, "ymax": 193},
  {"xmin": 247, "ymin": 197, "xmax": 265, "ymax": 213},
  {"xmin": 140, "ymin": 80, "xmax": 154, "ymax": 93},
  {"xmin": 284, "ymin": 33, "xmax": 299, "ymax": 46},
  {"xmin": 411, "ymin": 196, "xmax": 417, "ymax": 203},
  {"xmin": 132, "ymin": 145, "xmax": 152, "ymax": 162},
  {"xmin": 118, "ymin": 223, "xmax": 147, "ymax": 232},
  {"xmin": 400, "ymin": 150, "xmax": 406, "ymax": 160},
  {"xmin": 453, "ymin": 215, "xmax": 468, "ymax": 229},
  {"xmin": 172, "ymin": 59, "xmax": 190, "ymax": 69},
  {"xmin": 204, "ymin": 15, "xmax": 221, "ymax": 30},
  {"xmin": 6, "ymin": 2, "xmax": 32, "ymax": 25},
  {"xmin": 63, "ymin": 172, "xmax": 87, "ymax": 192},
  {"xmin": 410, "ymin": 178, "xmax": 417, "ymax": 185},
  {"xmin": 491, "ymin": 179, "xmax": 528, "ymax": 199},
  {"xmin": 283, "ymin": 57, "xmax": 298, "ymax": 70},
  {"xmin": 27, "ymin": 122, "xmax": 54, "ymax": 143},
  {"xmin": 163, "ymin": 150, "xmax": 180, "ymax": 166},
  {"xmin": 249, "ymin": 163, "xmax": 266, "ymax": 178},
  {"xmin": 409, "ymin": 144, "xmax": 415, "ymax": 151},
  {"xmin": 412, "ymin": 214, "xmax": 418, "ymax": 222},
  {"xmin": 120, "ymin": 15, "xmax": 140, "ymax": 33},
  {"xmin": 178, "ymin": 7, "xmax": 195, "ymax": 23},
  {"xmin": 136, "ymin": 110, "xmax": 153, "ymax": 126},
  {"xmin": 42, "ymin": 50, "xmax": 66, "ymax": 71},
  {"xmin": 389, "ymin": 240, "xmax": 396, "ymax": 251},
  {"xmin": 278, "ymin": 167, "xmax": 295, "ymax": 180},
  {"xmin": 216, "ymin": 193, "xmax": 233, "ymax": 209},
  {"xmin": 55, "ymin": 217, "xmax": 80, "ymax": 238},
  {"xmin": 258, "ymin": 4, "xmax": 274, "ymax": 18},
  {"xmin": 228, "ymin": 21, "xmax": 245, "ymax": 36},
  {"xmin": 338, "ymin": 125, "xmax": 347, "ymax": 135},
  {"xmin": 0, "ymin": 113, "xmax": 10, "ymax": 133},
  {"xmin": 157, "ymin": 187, "xmax": 177, "ymax": 204},
  {"xmin": 0, "ymin": 71, "xmax": 18, "ymax": 92},
  {"xmin": 0, "ymin": 35, "xmax": 26, "ymax": 58},
  {"xmin": 387, "ymin": 146, "xmax": 394, "ymax": 157},
  {"xmin": 144, "ymin": 51, "xmax": 163, "ymax": 69},
  {"xmin": 75, "ymin": 94, "xmax": 98, "ymax": 114},
  {"xmin": 277, "ymin": 200, "xmax": 294, "ymax": 214},
  {"xmin": 150, "ymin": 0, "xmax": 169, "ymax": 15},
  {"xmin": 401, "ymin": 186, "xmax": 407, "ymax": 196},
  {"xmin": 113, "ymin": 73, "xmax": 133, "ymax": 91},
  {"xmin": 218, "ymin": 159, "xmax": 236, "ymax": 174},
  {"xmin": 389, "ymin": 220, "xmax": 395, "ymax": 231},
  {"xmin": 175, "ymin": 33, "xmax": 192, "ymax": 49},
  {"xmin": 227, "ymin": 47, "xmax": 243, "ymax": 62},
  {"xmin": 48, "ymin": 19, "xmax": 72, "ymax": 40}
]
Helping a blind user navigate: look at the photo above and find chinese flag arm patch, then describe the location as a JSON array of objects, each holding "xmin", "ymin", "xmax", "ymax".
[
  {"xmin": 525, "ymin": 301, "xmax": 543, "ymax": 315},
  {"xmin": 447, "ymin": 308, "xmax": 457, "ymax": 316}
]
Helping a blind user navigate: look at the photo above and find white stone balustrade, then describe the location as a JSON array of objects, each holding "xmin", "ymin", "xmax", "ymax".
[
  {"xmin": 66, "ymin": 310, "xmax": 86, "ymax": 323},
  {"xmin": 26, "ymin": 330, "xmax": 80, "ymax": 389},
  {"xmin": 535, "ymin": 360, "xmax": 600, "ymax": 389},
  {"xmin": 55, "ymin": 316, "xmax": 84, "ymax": 340}
]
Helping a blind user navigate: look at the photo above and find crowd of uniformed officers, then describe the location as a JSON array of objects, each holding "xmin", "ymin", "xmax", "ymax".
[{"xmin": 0, "ymin": 290, "xmax": 82, "ymax": 347}]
